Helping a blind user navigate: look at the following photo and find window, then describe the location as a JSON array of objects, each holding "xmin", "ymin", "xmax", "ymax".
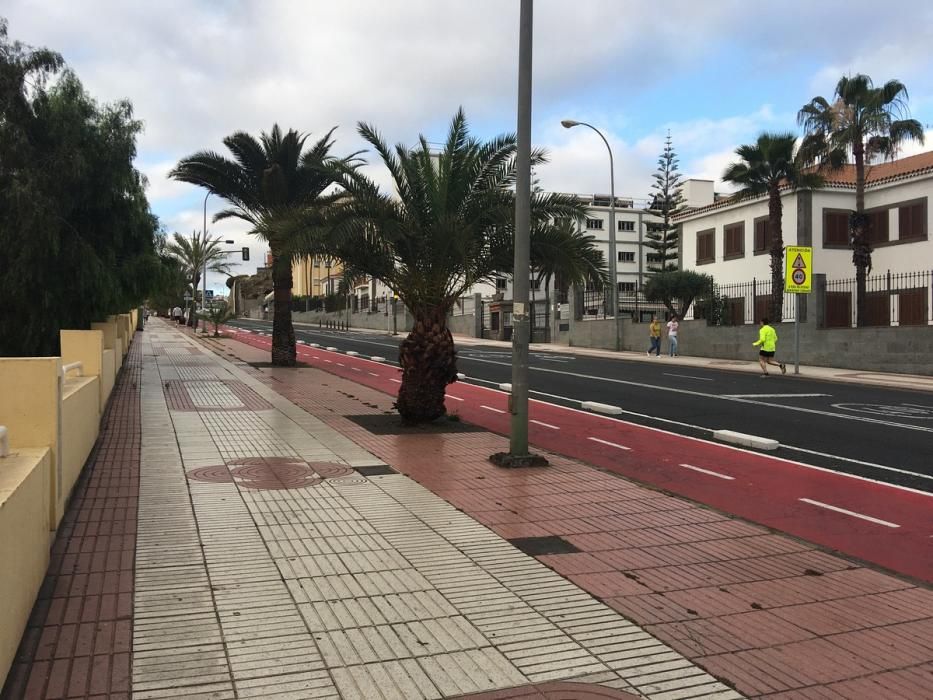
[
  {"xmin": 618, "ymin": 251, "xmax": 635, "ymax": 263},
  {"xmin": 646, "ymin": 253, "xmax": 664, "ymax": 264},
  {"xmin": 530, "ymin": 278, "xmax": 541, "ymax": 291},
  {"xmin": 646, "ymin": 222, "xmax": 665, "ymax": 234},
  {"xmin": 898, "ymin": 199, "xmax": 926, "ymax": 241},
  {"xmin": 495, "ymin": 277, "xmax": 508, "ymax": 290},
  {"xmin": 696, "ymin": 229, "xmax": 715, "ymax": 264},
  {"xmin": 586, "ymin": 218, "xmax": 603, "ymax": 230},
  {"xmin": 824, "ymin": 210, "xmax": 849, "ymax": 245},
  {"xmin": 866, "ymin": 208, "xmax": 889, "ymax": 245},
  {"xmin": 723, "ymin": 222, "xmax": 745, "ymax": 259},
  {"xmin": 618, "ymin": 220, "xmax": 635, "ymax": 232},
  {"xmin": 618, "ymin": 282, "xmax": 636, "ymax": 293},
  {"xmin": 753, "ymin": 217, "xmax": 771, "ymax": 254}
]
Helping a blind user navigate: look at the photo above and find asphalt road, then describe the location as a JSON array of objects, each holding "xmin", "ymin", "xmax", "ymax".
[{"xmin": 228, "ymin": 319, "xmax": 933, "ymax": 493}]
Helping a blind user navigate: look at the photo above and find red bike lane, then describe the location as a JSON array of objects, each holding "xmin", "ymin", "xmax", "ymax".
[{"xmin": 228, "ymin": 328, "xmax": 933, "ymax": 583}]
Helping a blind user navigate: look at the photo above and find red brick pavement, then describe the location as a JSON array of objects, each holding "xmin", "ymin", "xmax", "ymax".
[
  {"xmin": 1, "ymin": 340, "xmax": 141, "ymax": 700},
  {"xmin": 207, "ymin": 335, "xmax": 933, "ymax": 700}
]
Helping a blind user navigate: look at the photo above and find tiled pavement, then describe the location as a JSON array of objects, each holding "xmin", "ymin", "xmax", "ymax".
[{"xmin": 4, "ymin": 319, "xmax": 931, "ymax": 699}]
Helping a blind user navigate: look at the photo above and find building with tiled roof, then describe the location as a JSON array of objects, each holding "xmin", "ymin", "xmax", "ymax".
[{"xmin": 674, "ymin": 151, "xmax": 932, "ymax": 324}]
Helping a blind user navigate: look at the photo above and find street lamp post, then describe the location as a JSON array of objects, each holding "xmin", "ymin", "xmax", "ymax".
[
  {"xmin": 200, "ymin": 192, "xmax": 211, "ymax": 331},
  {"xmin": 560, "ymin": 119, "xmax": 620, "ymax": 351}
]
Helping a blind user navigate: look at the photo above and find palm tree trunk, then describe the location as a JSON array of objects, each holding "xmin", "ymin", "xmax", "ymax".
[
  {"xmin": 768, "ymin": 184, "xmax": 784, "ymax": 321},
  {"xmin": 851, "ymin": 142, "xmax": 870, "ymax": 327},
  {"xmin": 271, "ymin": 249, "xmax": 296, "ymax": 366},
  {"xmin": 396, "ymin": 305, "xmax": 458, "ymax": 423},
  {"xmin": 544, "ymin": 273, "xmax": 551, "ymax": 343}
]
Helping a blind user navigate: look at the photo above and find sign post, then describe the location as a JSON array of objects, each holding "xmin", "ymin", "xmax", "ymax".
[{"xmin": 784, "ymin": 246, "xmax": 813, "ymax": 375}]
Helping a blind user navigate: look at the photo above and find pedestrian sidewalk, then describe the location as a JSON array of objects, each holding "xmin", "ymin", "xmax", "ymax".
[{"xmin": 4, "ymin": 319, "xmax": 931, "ymax": 700}]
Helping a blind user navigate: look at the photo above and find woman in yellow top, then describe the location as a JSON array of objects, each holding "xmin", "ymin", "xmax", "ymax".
[
  {"xmin": 647, "ymin": 315, "xmax": 662, "ymax": 356},
  {"xmin": 753, "ymin": 317, "xmax": 786, "ymax": 376}
]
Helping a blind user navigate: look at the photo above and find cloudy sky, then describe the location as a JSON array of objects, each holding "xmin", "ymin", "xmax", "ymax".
[{"xmin": 6, "ymin": 1, "xmax": 933, "ymax": 289}]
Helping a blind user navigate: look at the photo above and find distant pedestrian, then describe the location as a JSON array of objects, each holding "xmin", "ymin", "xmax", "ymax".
[
  {"xmin": 172, "ymin": 306, "xmax": 182, "ymax": 324},
  {"xmin": 666, "ymin": 315, "xmax": 679, "ymax": 357},
  {"xmin": 647, "ymin": 315, "xmax": 661, "ymax": 357},
  {"xmin": 753, "ymin": 317, "xmax": 785, "ymax": 376}
]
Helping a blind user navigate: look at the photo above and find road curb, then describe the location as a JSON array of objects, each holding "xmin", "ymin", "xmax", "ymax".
[{"xmin": 714, "ymin": 429, "xmax": 779, "ymax": 451}]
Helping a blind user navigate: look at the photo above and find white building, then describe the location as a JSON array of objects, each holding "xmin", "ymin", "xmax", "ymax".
[{"xmin": 675, "ymin": 151, "xmax": 933, "ymax": 324}]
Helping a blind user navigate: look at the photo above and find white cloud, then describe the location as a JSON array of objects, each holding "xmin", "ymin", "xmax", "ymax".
[{"xmin": 5, "ymin": 0, "xmax": 932, "ymax": 248}]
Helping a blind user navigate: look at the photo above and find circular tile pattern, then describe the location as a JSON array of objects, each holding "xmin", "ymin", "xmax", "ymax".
[
  {"xmin": 185, "ymin": 465, "xmax": 235, "ymax": 483},
  {"xmin": 186, "ymin": 457, "xmax": 354, "ymax": 491}
]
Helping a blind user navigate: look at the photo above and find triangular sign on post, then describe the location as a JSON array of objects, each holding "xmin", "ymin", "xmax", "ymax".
[{"xmin": 792, "ymin": 253, "xmax": 806, "ymax": 269}]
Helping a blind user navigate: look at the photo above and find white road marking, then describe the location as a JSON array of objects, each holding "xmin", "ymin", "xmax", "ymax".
[
  {"xmin": 389, "ymin": 378, "xmax": 402, "ymax": 384},
  {"xmin": 726, "ymin": 393, "xmax": 831, "ymax": 398},
  {"xmin": 588, "ymin": 437, "xmax": 631, "ymax": 451},
  {"xmin": 798, "ymin": 498, "xmax": 900, "ymax": 528},
  {"xmin": 679, "ymin": 463, "xmax": 735, "ymax": 480},
  {"xmin": 530, "ymin": 419, "xmax": 560, "ymax": 430},
  {"xmin": 324, "ymin": 360, "xmax": 333, "ymax": 364},
  {"xmin": 445, "ymin": 394, "xmax": 464, "ymax": 402},
  {"xmin": 453, "ymin": 354, "xmax": 933, "ymax": 434},
  {"xmin": 368, "ymin": 372, "xmax": 379, "ymax": 377},
  {"xmin": 664, "ymin": 373, "xmax": 714, "ymax": 381},
  {"xmin": 481, "ymin": 405, "xmax": 506, "ymax": 414},
  {"xmin": 351, "ymin": 367, "xmax": 361, "ymax": 372},
  {"xmin": 336, "ymin": 362, "xmax": 345, "ymax": 367}
]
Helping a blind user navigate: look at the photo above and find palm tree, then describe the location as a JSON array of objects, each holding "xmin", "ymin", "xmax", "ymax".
[
  {"xmin": 531, "ymin": 219, "xmax": 607, "ymax": 340},
  {"xmin": 798, "ymin": 74, "xmax": 924, "ymax": 326},
  {"xmin": 722, "ymin": 133, "xmax": 823, "ymax": 320},
  {"xmin": 165, "ymin": 231, "xmax": 234, "ymax": 327},
  {"xmin": 169, "ymin": 125, "xmax": 358, "ymax": 365},
  {"xmin": 307, "ymin": 109, "xmax": 585, "ymax": 423}
]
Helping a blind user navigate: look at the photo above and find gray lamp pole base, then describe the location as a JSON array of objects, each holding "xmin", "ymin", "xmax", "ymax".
[{"xmin": 489, "ymin": 452, "xmax": 549, "ymax": 469}]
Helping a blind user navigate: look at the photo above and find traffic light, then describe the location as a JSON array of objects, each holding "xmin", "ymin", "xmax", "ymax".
[{"xmin": 242, "ymin": 247, "xmax": 250, "ymax": 261}]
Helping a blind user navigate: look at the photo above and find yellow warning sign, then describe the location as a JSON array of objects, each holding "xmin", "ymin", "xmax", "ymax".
[{"xmin": 785, "ymin": 246, "xmax": 813, "ymax": 293}]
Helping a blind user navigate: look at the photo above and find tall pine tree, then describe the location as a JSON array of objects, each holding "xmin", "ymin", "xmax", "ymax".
[{"xmin": 645, "ymin": 132, "xmax": 684, "ymax": 271}]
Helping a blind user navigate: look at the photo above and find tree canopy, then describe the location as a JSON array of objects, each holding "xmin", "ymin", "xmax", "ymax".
[{"xmin": 0, "ymin": 18, "xmax": 161, "ymax": 356}]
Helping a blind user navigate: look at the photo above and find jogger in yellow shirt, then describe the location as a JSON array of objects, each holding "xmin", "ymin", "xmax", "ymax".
[{"xmin": 752, "ymin": 317, "xmax": 786, "ymax": 376}]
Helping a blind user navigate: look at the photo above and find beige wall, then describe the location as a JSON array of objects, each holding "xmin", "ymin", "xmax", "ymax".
[
  {"xmin": 61, "ymin": 330, "xmax": 107, "ymax": 411},
  {"xmin": 0, "ymin": 448, "xmax": 51, "ymax": 688},
  {"xmin": 60, "ymin": 376, "xmax": 100, "ymax": 515},
  {"xmin": 0, "ymin": 358, "xmax": 62, "ymax": 526},
  {"xmin": 92, "ymin": 319, "xmax": 121, "ymax": 372}
]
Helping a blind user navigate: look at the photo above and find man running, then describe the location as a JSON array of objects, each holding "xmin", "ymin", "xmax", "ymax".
[{"xmin": 753, "ymin": 317, "xmax": 785, "ymax": 376}]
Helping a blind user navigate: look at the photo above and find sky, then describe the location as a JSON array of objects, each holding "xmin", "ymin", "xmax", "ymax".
[{"xmin": 6, "ymin": 0, "xmax": 933, "ymax": 291}]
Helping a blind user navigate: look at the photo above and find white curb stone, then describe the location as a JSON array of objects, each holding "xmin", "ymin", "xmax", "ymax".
[
  {"xmin": 499, "ymin": 383, "xmax": 512, "ymax": 392},
  {"xmin": 582, "ymin": 401, "xmax": 623, "ymax": 415},
  {"xmin": 371, "ymin": 356, "xmax": 386, "ymax": 362},
  {"xmin": 714, "ymin": 429, "xmax": 779, "ymax": 451}
]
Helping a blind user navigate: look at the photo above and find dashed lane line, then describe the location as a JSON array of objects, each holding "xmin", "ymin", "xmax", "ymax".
[
  {"xmin": 588, "ymin": 437, "xmax": 631, "ymax": 451},
  {"xmin": 481, "ymin": 405, "xmax": 506, "ymax": 414},
  {"xmin": 445, "ymin": 394, "xmax": 465, "ymax": 402},
  {"xmin": 798, "ymin": 498, "xmax": 900, "ymax": 528},
  {"xmin": 664, "ymin": 373, "xmax": 714, "ymax": 381},
  {"xmin": 530, "ymin": 419, "xmax": 560, "ymax": 430},
  {"xmin": 679, "ymin": 463, "xmax": 735, "ymax": 480}
]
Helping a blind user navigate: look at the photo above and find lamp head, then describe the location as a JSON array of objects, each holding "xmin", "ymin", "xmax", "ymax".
[
  {"xmin": 561, "ymin": 119, "xmax": 580, "ymax": 129},
  {"xmin": 225, "ymin": 239, "xmax": 235, "ymax": 244}
]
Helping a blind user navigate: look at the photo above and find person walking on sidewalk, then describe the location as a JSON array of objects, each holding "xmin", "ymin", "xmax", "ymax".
[
  {"xmin": 753, "ymin": 317, "xmax": 785, "ymax": 376},
  {"xmin": 666, "ymin": 315, "xmax": 679, "ymax": 357},
  {"xmin": 647, "ymin": 315, "xmax": 662, "ymax": 357}
]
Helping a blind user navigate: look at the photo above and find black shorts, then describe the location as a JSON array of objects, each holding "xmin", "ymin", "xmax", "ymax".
[{"xmin": 759, "ymin": 350, "xmax": 775, "ymax": 358}]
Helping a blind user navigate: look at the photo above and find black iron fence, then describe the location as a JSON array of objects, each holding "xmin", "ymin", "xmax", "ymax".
[
  {"xmin": 824, "ymin": 269, "xmax": 932, "ymax": 327},
  {"xmin": 579, "ymin": 286, "xmax": 672, "ymax": 323},
  {"xmin": 699, "ymin": 279, "xmax": 797, "ymax": 326}
]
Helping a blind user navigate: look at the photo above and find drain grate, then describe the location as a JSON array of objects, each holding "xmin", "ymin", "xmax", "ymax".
[
  {"xmin": 355, "ymin": 465, "xmax": 397, "ymax": 476},
  {"xmin": 507, "ymin": 535, "xmax": 581, "ymax": 556}
]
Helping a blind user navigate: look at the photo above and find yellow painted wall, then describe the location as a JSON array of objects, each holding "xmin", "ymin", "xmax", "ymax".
[
  {"xmin": 61, "ymin": 330, "xmax": 106, "ymax": 412},
  {"xmin": 60, "ymin": 376, "xmax": 99, "ymax": 515},
  {"xmin": 0, "ymin": 358, "xmax": 61, "ymax": 527},
  {"xmin": 100, "ymin": 349, "xmax": 115, "ymax": 406},
  {"xmin": 0, "ymin": 447, "xmax": 51, "ymax": 688},
  {"xmin": 91, "ymin": 319, "xmax": 121, "ymax": 373}
]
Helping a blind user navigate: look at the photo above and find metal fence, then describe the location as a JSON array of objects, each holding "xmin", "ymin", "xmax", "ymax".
[
  {"xmin": 699, "ymin": 279, "xmax": 797, "ymax": 326},
  {"xmin": 579, "ymin": 287, "xmax": 671, "ymax": 323},
  {"xmin": 824, "ymin": 269, "xmax": 932, "ymax": 327}
]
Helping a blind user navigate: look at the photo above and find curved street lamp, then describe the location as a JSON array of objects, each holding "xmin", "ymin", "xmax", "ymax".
[{"xmin": 561, "ymin": 119, "xmax": 620, "ymax": 351}]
